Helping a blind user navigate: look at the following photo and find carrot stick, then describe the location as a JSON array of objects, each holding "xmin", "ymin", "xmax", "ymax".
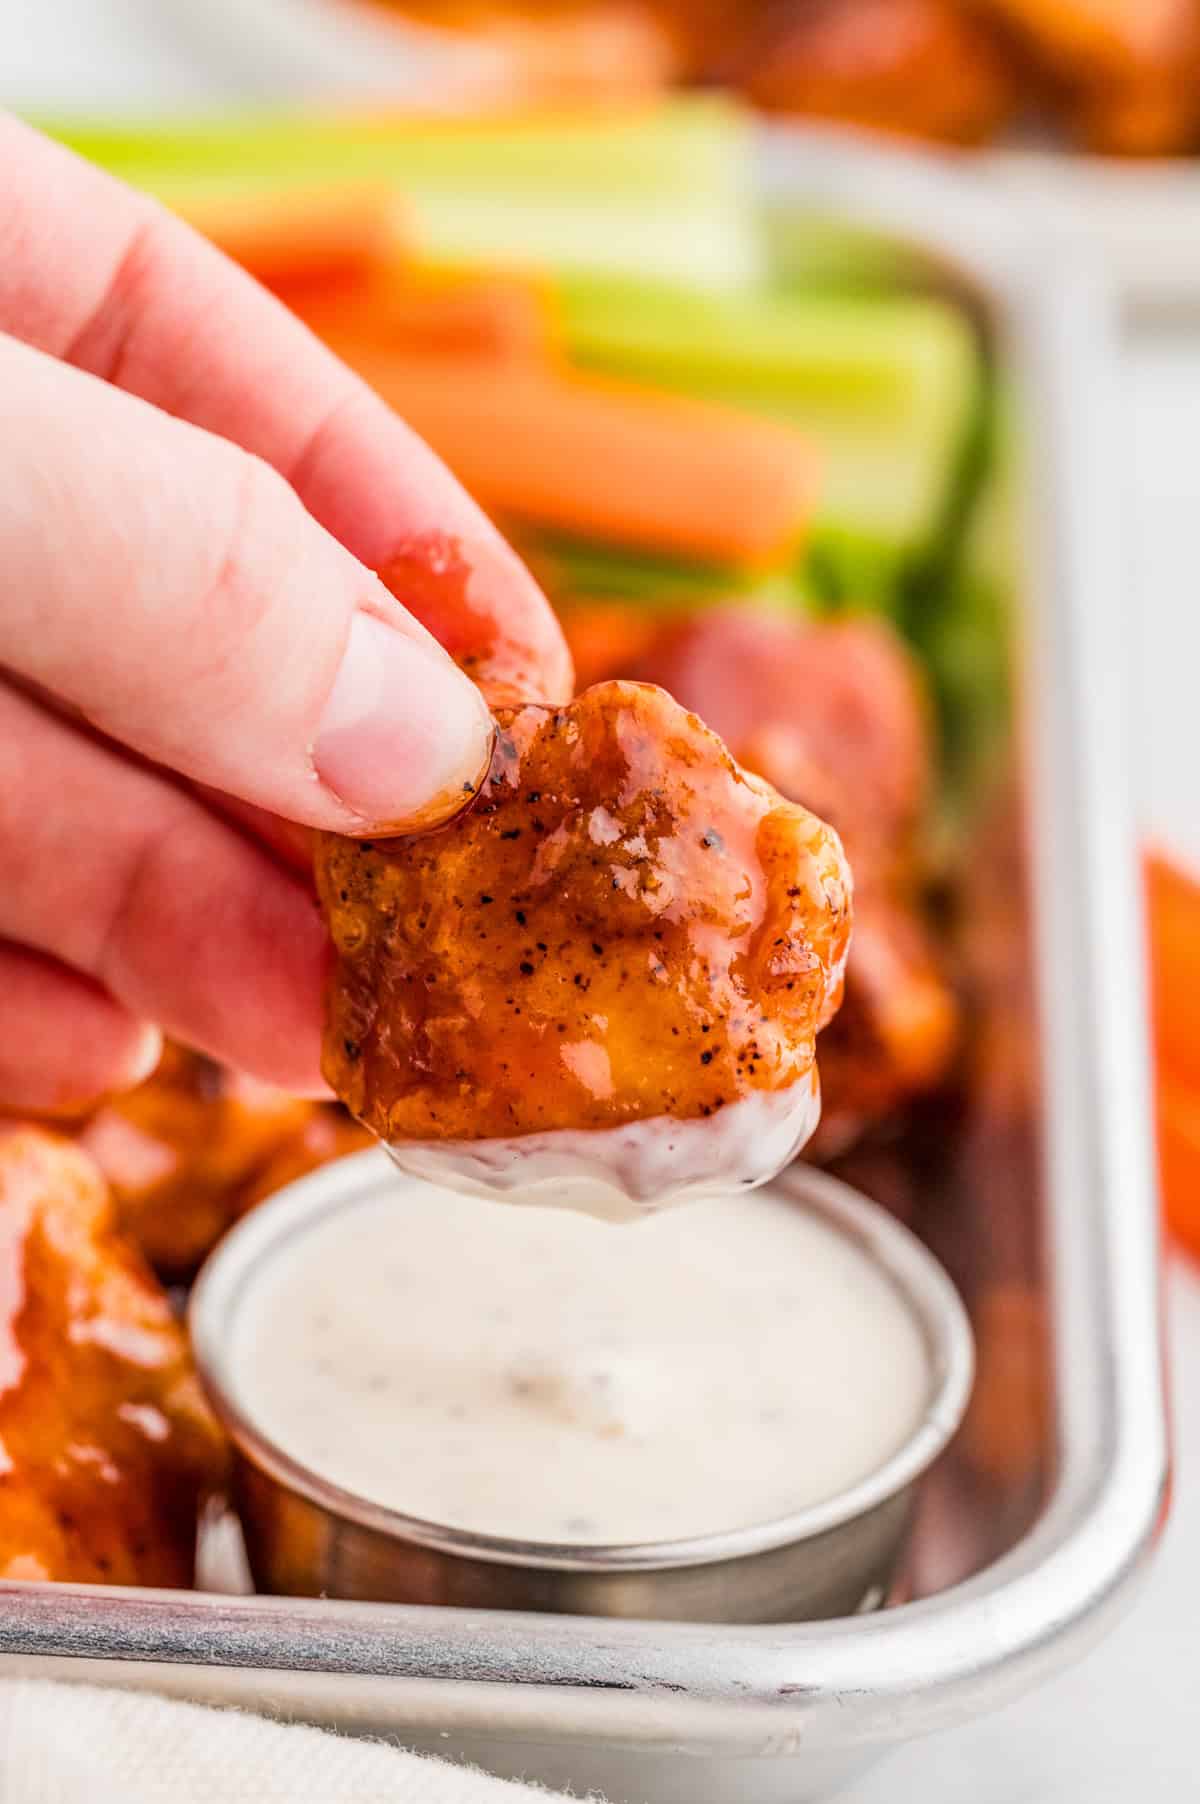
[
  {"xmin": 171, "ymin": 184, "xmax": 403, "ymax": 286},
  {"xmin": 280, "ymin": 268, "xmax": 552, "ymax": 363},
  {"xmin": 1145, "ymin": 848, "xmax": 1200, "ymax": 1258},
  {"xmin": 1156, "ymin": 1071, "xmax": 1200, "ymax": 1260},
  {"xmin": 341, "ymin": 349, "xmax": 818, "ymax": 565},
  {"xmin": 1146, "ymin": 848, "xmax": 1200, "ymax": 1094},
  {"xmin": 557, "ymin": 601, "xmax": 670, "ymax": 690}
]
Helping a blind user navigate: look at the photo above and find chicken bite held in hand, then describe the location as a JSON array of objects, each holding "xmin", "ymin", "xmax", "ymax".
[{"xmin": 317, "ymin": 679, "xmax": 851, "ymax": 1215}]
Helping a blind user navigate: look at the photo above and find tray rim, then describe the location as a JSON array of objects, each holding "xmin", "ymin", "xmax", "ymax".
[{"xmin": 0, "ymin": 138, "xmax": 1170, "ymax": 1759}]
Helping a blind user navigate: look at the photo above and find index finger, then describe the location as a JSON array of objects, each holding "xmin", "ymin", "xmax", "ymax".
[{"xmin": 0, "ymin": 112, "xmax": 572, "ymax": 705}]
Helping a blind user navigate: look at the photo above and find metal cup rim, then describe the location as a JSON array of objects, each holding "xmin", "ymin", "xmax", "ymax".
[{"xmin": 189, "ymin": 1147, "xmax": 974, "ymax": 1576}]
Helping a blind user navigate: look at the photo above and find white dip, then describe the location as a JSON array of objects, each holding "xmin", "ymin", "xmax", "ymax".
[
  {"xmin": 234, "ymin": 1182, "xmax": 931, "ymax": 1545},
  {"xmin": 385, "ymin": 1077, "xmax": 824, "ymax": 1221}
]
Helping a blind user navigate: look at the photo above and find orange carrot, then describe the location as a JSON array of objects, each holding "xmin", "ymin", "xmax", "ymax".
[
  {"xmin": 172, "ymin": 184, "xmax": 403, "ymax": 286},
  {"xmin": 558, "ymin": 601, "xmax": 669, "ymax": 690},
  {"xmin": 1145, "ymin": 848, "xmax": 1200, "ymax": 1257},
  {"xmin": 1146, "ymin": 848, "xmax": 1200, "ymax": 1093},
  {"xmin": 280, "ymin": 268, "xmax": 552, "ymax": 363},
  {"xmin": 341, "ymin": 348, "xmax": 818, "ymax": 565},
  {"xmin": 1156, "ymin": 1070, "xmax": 1200, "ymax": 1260}
]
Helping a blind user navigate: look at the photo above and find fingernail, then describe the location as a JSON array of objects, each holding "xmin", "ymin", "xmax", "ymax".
[
  {"xmin": 314, "ymin": 612, "xmax": 494, "ymax": 830},
  {"xmin": 121, "ymin": 1024, "xmax": 164, "ymax": 1090}
]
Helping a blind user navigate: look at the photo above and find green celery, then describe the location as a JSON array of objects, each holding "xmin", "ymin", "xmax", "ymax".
[
  {"xmin": 41, "ymin": 100, "xmax": 764, "ymax": 288},
  {"xmin": 909, "ymin": 376, "xmax": 1013, "ymax": 812},
  {"xmin": 763, "ymin": 205, "xmax": 934, "ymax": 291},
  {"xmin": 47, "ymin": 98, "xmax": 743, "ymax": 194},
  {"xmin": 555, "ymin": 276, "xmax": 983, "ymax": 600},
  {"xmin": 802, "ymin": 523, "xmax": 910, "ymax": 617},
  {"xmin": 523, "ymin": 533, "xmax": 805, "ymax": 612}
]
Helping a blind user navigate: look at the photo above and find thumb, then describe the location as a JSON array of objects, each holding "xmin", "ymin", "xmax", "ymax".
[{"xmin": 0, "ymin": 333, "xmax": 495, "ymax": 834}]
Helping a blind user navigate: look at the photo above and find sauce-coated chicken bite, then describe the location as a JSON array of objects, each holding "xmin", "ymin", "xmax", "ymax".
[
  {"xmin": 977, "ymin": 0, "xmax": 1200, "ymax": 154},
  {"xmin": 634, "ymin": 613, "xmax": 929, "ymax": 860},
  {"xmin": 318, "ymin": 680, "xmax": 850, "ymax": 1213},
  {"xmin": 0, "ymin": 1129, "xmax": 225, "ymax": 1585},
  {"xmin": 627, "ymin": 609, "xmax": 958, "ymax": 1151},
  {"xmin": 75, "ymin": 1043, "xmax": 317, "ymax": 1279},
  {"xmin": 736, "ymin": 0, "xmax": 1019, "ymax": 147}
]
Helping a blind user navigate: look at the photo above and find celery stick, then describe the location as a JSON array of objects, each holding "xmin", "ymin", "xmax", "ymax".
[
  {"xmin": 522, "ymin": 534, "xmax": 803, "ymax": 611},
  {"xmin": 905, "ymin": 375, "xmax": 1013, "ymax": 812},
  {"xmin": 41, "ymin": 101, "xmax": 763, "ymax": 288},
  {"xmin": 405, "ymin": 192, "xmax": 759, "ymax": 286},
  {"xmin": 555, "ymin": 277, "xmax": 982, "ymax": 593},
  {"xmin": 557, "ymin": 280, "xmax": 964, "ymax": 404},
  {"xmin": 950, "ymin": 378, "xmax": 1017, "ymax": 608},
  {"xmin": 47, "ymin": 99, "xmax": 743, "ymax": 195},
  {"xmin": 802, "ymin": 524, "xmax": 910, "ymax": 616},
  {"xmin": 764, "ymin": 207, "xmax": 932, "ymax": 291}
]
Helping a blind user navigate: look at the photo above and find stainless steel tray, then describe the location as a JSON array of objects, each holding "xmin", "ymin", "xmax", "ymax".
[
  {"xmin": 768, "ymin": 122, "xmax": 1200, "ymax": 314},
  {"xmin": 0, "ymin": 142, "xmax": 1168, "ymax": 1804}
]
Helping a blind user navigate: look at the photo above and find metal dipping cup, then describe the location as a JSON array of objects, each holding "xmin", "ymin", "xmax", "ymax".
[{"xmin": 190, "ymin": 1151, "xmax": 973, "ymax": 1624}]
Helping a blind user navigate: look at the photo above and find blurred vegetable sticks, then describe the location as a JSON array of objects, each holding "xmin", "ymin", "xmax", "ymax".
[
  {"xmin": 341, "ymin": 347, "xmax": 819, "ymax": 564},
  {"xmin": 171, "ymin": 183, "xmax": 404, "ymax": 287},
  {"xmin": 275, "ymin": 267, "xmax": 553, "ymax": 362}
]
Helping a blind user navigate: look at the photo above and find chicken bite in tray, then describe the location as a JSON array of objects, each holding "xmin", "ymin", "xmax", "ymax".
[
  {"xmin": 733, "ymin": 0, "xmax": 1019, "ymax": 147},
  {"xmin": 317, "ymin": 678, "xmax": 851, "ymax": 1215},
  {"xmin": 74, "ymin": 1042, "xmax": 371, "ymax": 1279},
  {"xmin": 610, "ymin": 606, "xmax": 959, "ymax": 1152},
  {"xmin": 976, "ymin": 0, "xmax": 1200, "ymax": 155},
  {"xmin": 74, "ymin": 1042, "xmax": 311, "ymax": 1279},
  {"xmin": 0, "ymin": 1129, "xmax": 225, "ymax": 1586}
]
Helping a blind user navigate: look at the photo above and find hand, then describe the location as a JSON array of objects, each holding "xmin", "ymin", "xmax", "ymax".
[{"xmin": 0, "ymin": 114, "xmax": 571, "ymax": 1113}]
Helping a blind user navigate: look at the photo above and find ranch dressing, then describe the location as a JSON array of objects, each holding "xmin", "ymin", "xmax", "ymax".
[
  {"xmin": 235, "ymin": 1183, "xmax": 931, "ymax": 1545},
  {"xmin": 385, "ymin": 1077, "xmax": 824, "ymax": 1221}
]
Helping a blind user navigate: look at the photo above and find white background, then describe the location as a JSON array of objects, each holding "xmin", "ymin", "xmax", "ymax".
[{"xmin": 2, "ymin": 6, "xmax": 1198, "ymax": 1796}]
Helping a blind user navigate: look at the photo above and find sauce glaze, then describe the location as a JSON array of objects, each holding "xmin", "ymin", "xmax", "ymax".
[{"xmin": 317, "ymin": 681, "xmax": 850, "ymax": 1197}]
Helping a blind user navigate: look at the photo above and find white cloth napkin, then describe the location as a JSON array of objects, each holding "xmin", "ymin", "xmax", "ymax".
[{"xmin": 0, "ymin": 1681, "xmax": 584, "ymax": 1803}]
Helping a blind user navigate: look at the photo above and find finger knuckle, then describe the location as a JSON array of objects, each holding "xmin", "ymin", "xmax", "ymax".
[{"xmin": 196, "ymin": 451, "xmax": 304, "ymax": 690}]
